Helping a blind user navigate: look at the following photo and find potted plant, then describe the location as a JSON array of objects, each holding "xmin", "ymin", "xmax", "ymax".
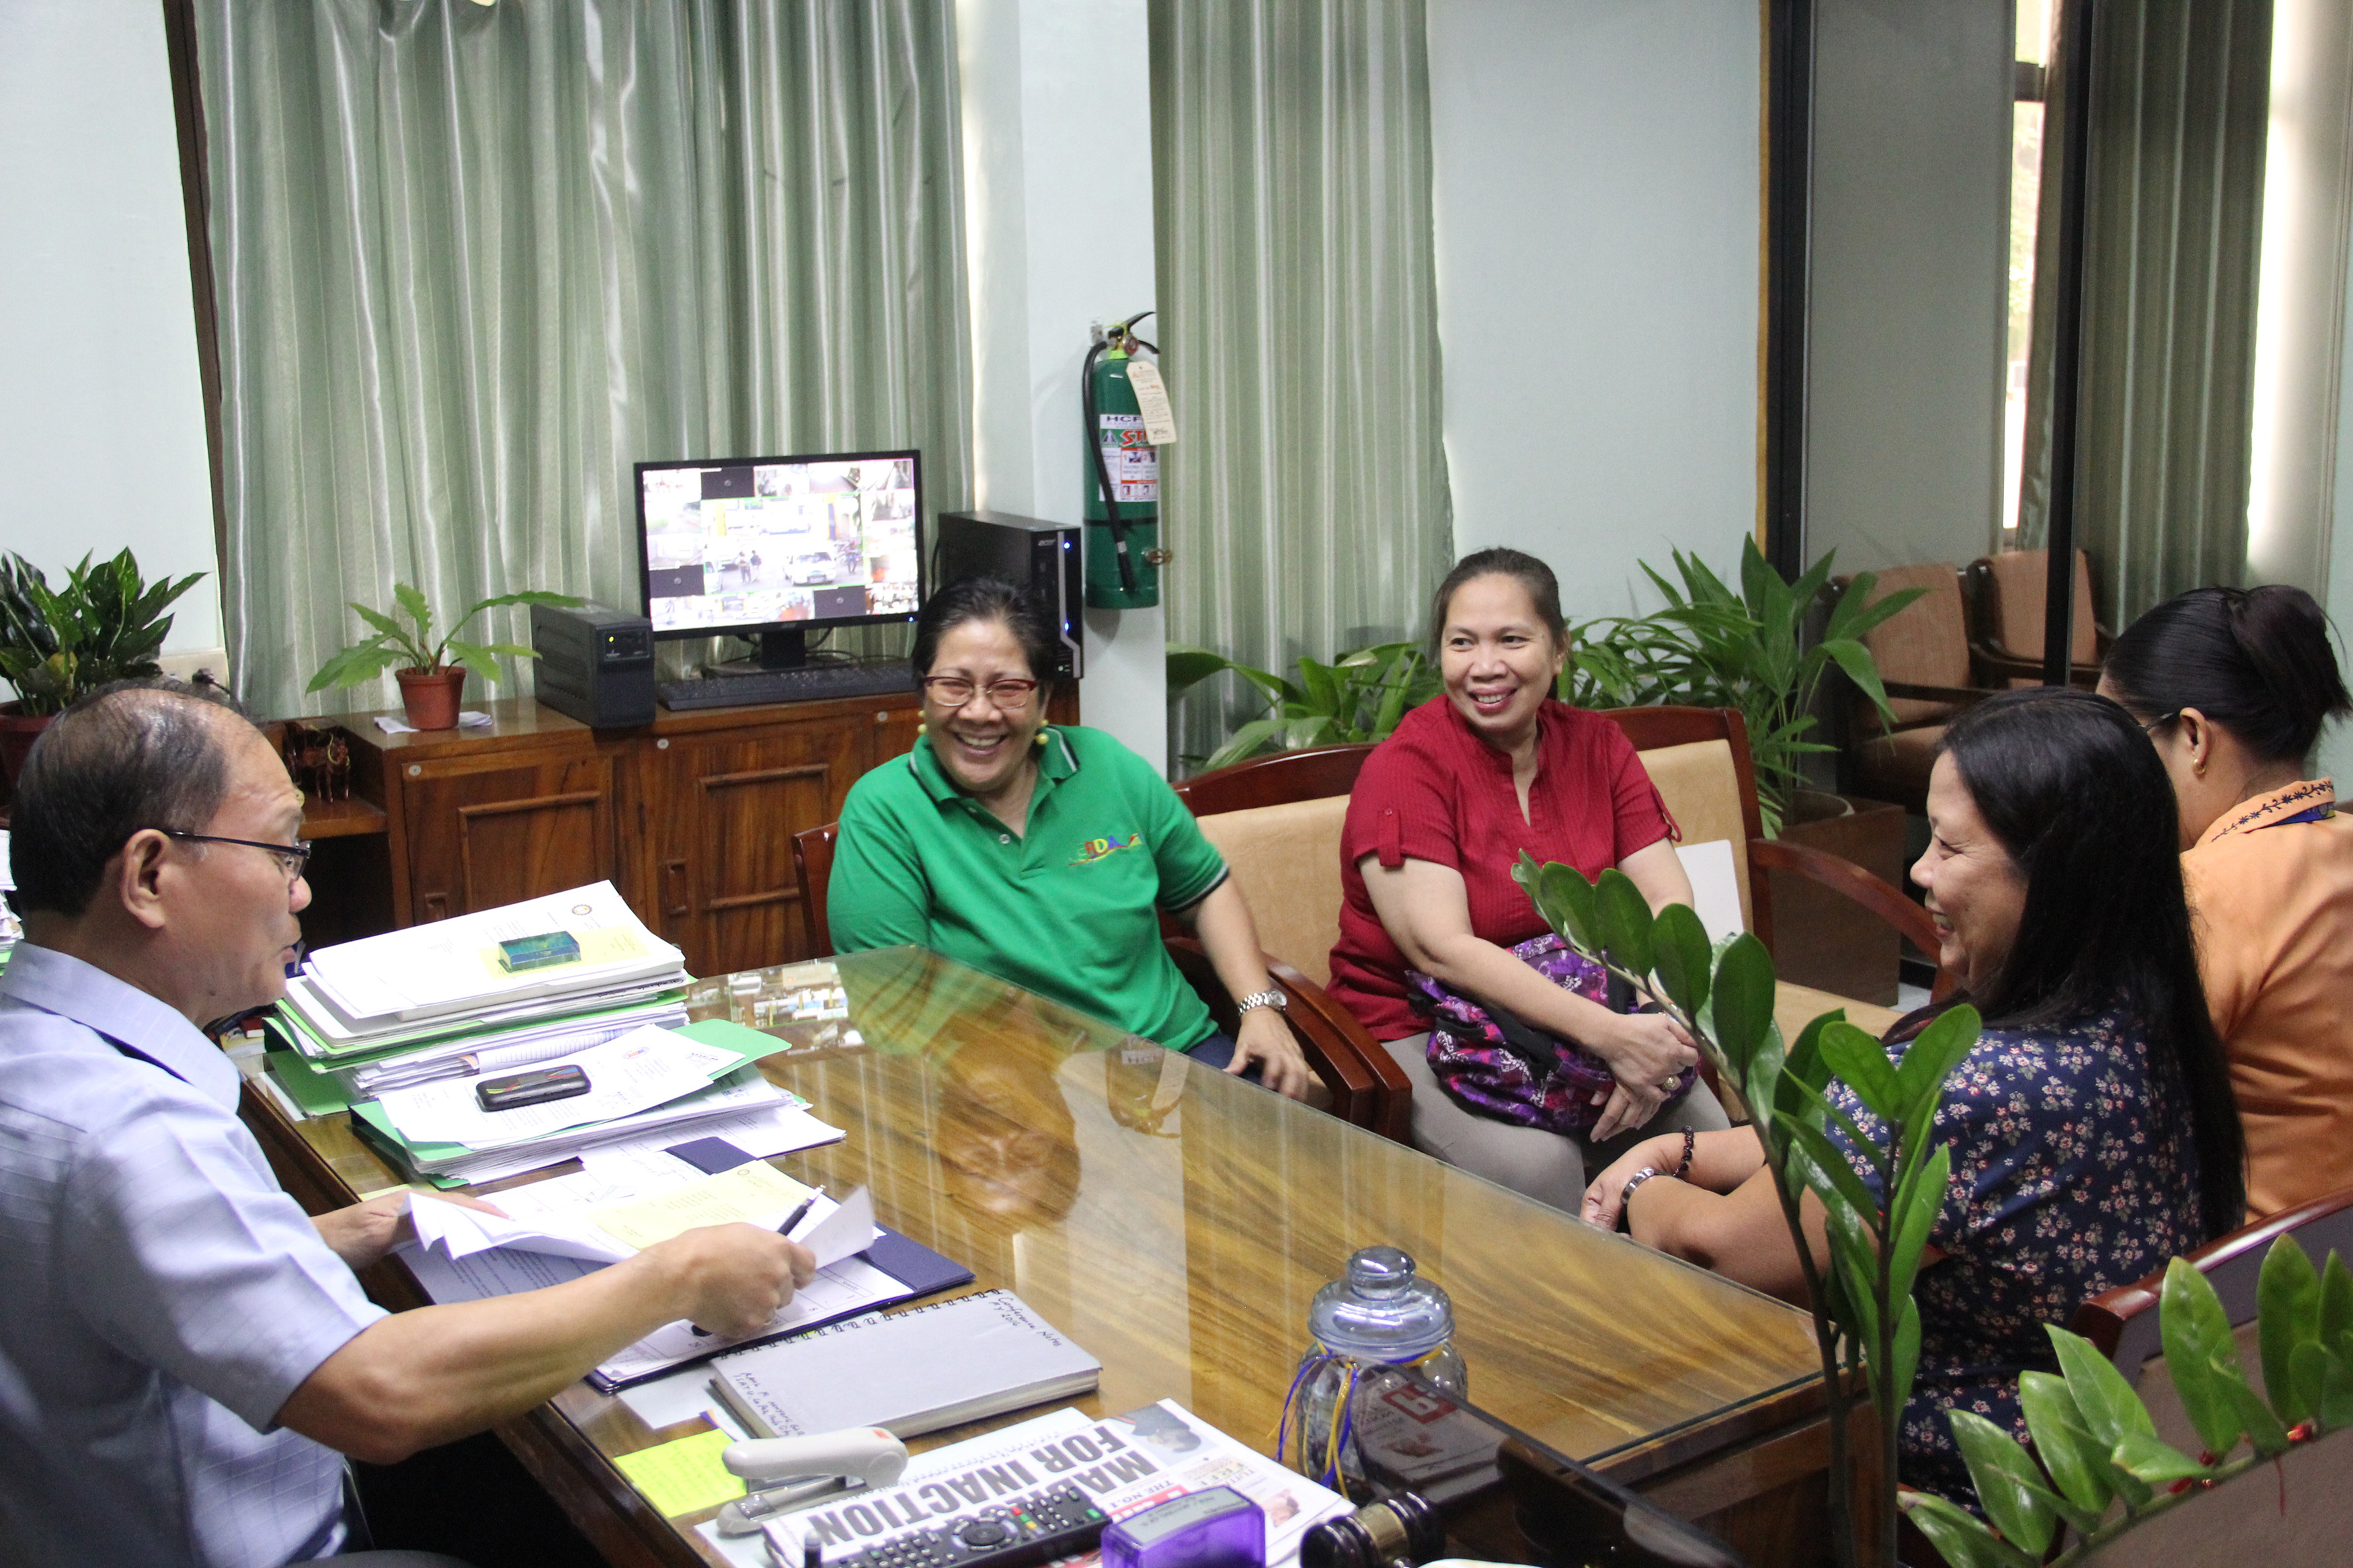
[
  {"xmin": 307, "ymin": 583, "xmax": 584, "ymax": 730},
  {"xmin": 1166, "ymin": 640, "xmax": 1441, "ymax": 771},
  {"xmin": 0, "ymin": 550, "xmax": 208, "ymax": 786}
]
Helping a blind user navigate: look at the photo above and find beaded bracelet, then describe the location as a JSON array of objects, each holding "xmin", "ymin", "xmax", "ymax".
[{"xmin": 1675, "ymin": 1127, "xmax": 1697, "ymax": 1180}]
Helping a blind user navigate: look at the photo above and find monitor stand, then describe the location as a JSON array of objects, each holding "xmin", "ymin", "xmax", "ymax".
[{"xmin": 703, "ymin": 628, "xmax": 808, "ymax": 679}]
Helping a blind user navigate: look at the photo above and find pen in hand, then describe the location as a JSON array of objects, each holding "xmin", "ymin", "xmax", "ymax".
[{"xmin": 691, "ymin": 1188, "xmax": 826, "ymax": 1338}]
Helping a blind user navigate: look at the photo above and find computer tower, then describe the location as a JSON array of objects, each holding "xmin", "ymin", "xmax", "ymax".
[
  {"xmin": 932, "ymin": 510, "xmax": 1084, "ymax": 681},
  {"xmin": 530, "ymin": 602, "xmax": 657, "ymax": 727}
]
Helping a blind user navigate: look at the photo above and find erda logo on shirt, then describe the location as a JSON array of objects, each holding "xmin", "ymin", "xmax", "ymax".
[{"xmin": 1068, "ymin": 831, "xmax": 1146, "ymax": 867}]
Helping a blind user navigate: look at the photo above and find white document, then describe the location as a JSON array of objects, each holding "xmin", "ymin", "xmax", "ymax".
[
  {"xmin": 303, "ymin": 881, "xmax": 685, "ymax": 1023},
  {"xmin": 399, "ymin": 1235, "xmax": 915, "ymax": 1389},
  {"xmin": 789, "ymin": 1187, "xmax": 879, "ymax": 1270},
  {"xmin": 407, "ymin": 1193, "xmax": 631, "ymax": 1264},
  {"xmin": 374, "ymin": 1027, "xmax": 740, "ymax": 1150},
  {"xmin": 1674, "ymin": 839, "xmax": 1747, "ymax": 944}
]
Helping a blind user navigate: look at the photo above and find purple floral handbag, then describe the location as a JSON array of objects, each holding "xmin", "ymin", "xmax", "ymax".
[{"xmin": 1406, "ymin": 932, "xmax": 1696, "ymax": 1137}]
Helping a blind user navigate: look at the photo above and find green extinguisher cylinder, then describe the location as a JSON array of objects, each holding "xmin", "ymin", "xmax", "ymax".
[{"xmin": 1084, "ymin": 343, "xmax": 1161, "ymax": 610}]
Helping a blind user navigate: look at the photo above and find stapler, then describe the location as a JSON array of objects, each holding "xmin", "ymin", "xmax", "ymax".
[{"xmin": 715, "ymin": 1427, "xmax": 911, "ymax": 1536}]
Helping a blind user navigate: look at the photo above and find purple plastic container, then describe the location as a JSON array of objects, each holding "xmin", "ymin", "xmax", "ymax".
[{"xmin": 1100, "ymin": 1487, "xmax": 1266, "ymax": 1568}]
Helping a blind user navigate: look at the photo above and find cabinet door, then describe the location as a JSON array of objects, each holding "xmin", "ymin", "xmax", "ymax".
[
  {"xmin": 399, "ymin": 749, "xmax": 617, "ymax": 924},
  {"xmin": 647, "ymin": 720, "xmax": 864, "ymax": 975}
]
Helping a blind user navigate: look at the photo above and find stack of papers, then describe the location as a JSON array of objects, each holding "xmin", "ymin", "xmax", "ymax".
[
  {"xmin": 273, "ymin": 882, "xmax": 693, "ymax": 1096},
  {"xmin": 335, "ymin": 1017, "xmax": 846, "ymax": 1186}
]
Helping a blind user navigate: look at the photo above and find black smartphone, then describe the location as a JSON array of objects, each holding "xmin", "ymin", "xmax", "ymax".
[{"xmin": 475, "ymin": 1065, "xmax": 592, "ymax": 1112}]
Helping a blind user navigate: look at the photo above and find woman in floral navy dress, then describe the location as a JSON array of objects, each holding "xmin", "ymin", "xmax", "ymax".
[{"xmin": 1585, "ymin": 689, "xmax": 2245, "ymax": 1503}]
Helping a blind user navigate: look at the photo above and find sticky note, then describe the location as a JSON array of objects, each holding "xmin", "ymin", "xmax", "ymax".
[
  {"xmin": 589, "ymin": 1159, "xmax": 813, "ymax": 1249},
  {"xmin": 611, "ymin": 1428, "xmax": 747, "ymax": 1516}
]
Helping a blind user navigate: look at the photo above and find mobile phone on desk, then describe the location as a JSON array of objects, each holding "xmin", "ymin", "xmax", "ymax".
[{"xmin": 477, "ymin": 1064, "xmax": 591, "ymax": 1112}]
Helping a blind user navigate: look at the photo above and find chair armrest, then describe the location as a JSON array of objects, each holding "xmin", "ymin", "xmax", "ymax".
[
  {"xmin": 1747, "ymin": 838, "xmax": 1956, "ymax": 1001},
  {"xmin": 1267, "ymin": 958, "xmax": 1412, "ymax": 1143},
  {"xmin": 1879, "ymin": 680, "xmax": 1997, "ymax": 708},
  {"xmin": 1968, "ymin": 641, "xmax": 2103, "ymax": 689},
  {"xmin": 1162, "ymin": 937, "xmax": 1402, "ymax": 1132}
]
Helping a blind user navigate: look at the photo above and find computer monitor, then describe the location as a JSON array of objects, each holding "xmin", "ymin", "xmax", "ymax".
[{"xmin": 635, "ymin": 448, "xmax": 924, "ymax": 671}]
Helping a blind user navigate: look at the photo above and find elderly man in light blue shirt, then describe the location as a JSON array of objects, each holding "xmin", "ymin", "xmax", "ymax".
[{"xmin": 0, "ymin": 681, "xmax": 814, "ymax": 1567}]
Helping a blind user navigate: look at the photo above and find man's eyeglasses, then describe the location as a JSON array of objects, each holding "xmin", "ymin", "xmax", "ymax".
[
  {"xmin": 155, "ymin": 829, "xmax": 313, "ymax": 882},
  {"xmin": 920, "ymin": 676, "xmax": 1041, "ymax": 711}
]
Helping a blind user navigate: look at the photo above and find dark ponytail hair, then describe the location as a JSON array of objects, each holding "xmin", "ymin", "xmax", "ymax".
[
  {"xmin": 1936, "ymin": 688, "xmax": 2245, "ymax": 1237},
  {"xmin": 1429, "ymin": 548, "xmax": 1568, "ymax": 655},
  {"xmin": 2104, "ymin": 585, "xmax": 2353, "ymax": 764},
  {"xmin": 912, "ymin": 577, "xmax": 1058, "ymax": 685}
]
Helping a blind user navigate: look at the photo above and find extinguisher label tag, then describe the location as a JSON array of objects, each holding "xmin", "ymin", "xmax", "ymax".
[
  {"xmin": 1097, "ymin": 414, "xmax": 1160, "ymax": 503},
  {"xmin": 1124, "ymin": 360, "xmax": 1179, "ymax": 446}
]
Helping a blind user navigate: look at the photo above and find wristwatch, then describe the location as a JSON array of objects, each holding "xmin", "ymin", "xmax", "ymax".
[{"xmin": 1235, "ymin": 989, "xmax": 1288, "ymax": 1014}]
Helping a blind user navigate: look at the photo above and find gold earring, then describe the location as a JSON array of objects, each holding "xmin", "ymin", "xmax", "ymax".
[{"xmin": 916, "ymin": 718, "xmax": 926, "ymax": 735}]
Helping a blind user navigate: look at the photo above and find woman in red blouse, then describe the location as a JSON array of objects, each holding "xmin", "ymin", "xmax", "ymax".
[{"xmin": 1326, "ymin": 548, "xmax": 1728, "ymax": 1209}]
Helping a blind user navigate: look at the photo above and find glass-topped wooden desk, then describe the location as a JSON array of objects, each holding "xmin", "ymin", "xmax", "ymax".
[{"xmin": 242, "ymin": 946, "xmax": 1835, "ymax": 1568}]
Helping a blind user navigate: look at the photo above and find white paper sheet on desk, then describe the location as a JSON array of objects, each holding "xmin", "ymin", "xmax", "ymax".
[
  {"xmin": 407, "ymin": 1194, "xmax": 632, "ymax": 1264},
  {"xmin": 374, "ymin": 1027, "xmax": 740, "ymax": 1149}
]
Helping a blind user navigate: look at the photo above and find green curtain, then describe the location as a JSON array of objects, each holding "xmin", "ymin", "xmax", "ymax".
[
  {"xmin": 2017, "ymin": 0, "xmax": 2272, "ymax": 624},
  {"xmin": 1149, "ymin": 0, "xmax": 1455, "ymax": 770},
  {"xmin": 196, "ymin": 0, "xmax": 971, "ymax": 720}
]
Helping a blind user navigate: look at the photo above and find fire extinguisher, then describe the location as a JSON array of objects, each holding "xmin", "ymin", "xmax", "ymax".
[{"xmin": 1083, "ymin": 311, "xmax": 1166, "ymax": 609}]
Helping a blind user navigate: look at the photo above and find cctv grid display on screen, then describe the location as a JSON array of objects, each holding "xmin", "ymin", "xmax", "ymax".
[{"xmin": 641, "ymin": 457, "xmax": 921, "ymax": 631}]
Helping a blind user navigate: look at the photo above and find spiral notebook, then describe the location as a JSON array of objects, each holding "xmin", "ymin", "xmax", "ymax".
[{"xmin": 710, "ymin": 1290, "xmax": 1101, "ymax": 1439}]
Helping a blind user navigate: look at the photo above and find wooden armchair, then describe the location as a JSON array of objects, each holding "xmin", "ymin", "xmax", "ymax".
[
  {"xmin": 789, "ymin": 819, "xmax": 1396, "ymax": 1134},
  {"xmin": 2060, "ymin": 1185, "xmax": 2353, "ymax": 1563},
  {"xmin": 1965, "ymin": 548, "xmax": 2108, "ymax": 689},
  {"xmin": 1831, "ymin": 562, "xmax": 1998, "ymax": 813},
  {"xmin": 1172, "ymin": 708, "xmax": 1954, "ymax": 1141}
]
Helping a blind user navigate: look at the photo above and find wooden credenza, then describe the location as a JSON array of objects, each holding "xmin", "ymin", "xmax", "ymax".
[{"xmin": 312, "ymin": 686, "xmax": 1075, "ymax": 975}]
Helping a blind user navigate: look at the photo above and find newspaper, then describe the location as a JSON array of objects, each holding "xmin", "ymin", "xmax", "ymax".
[{"xmin": 694, "ymin": 1401, "xmax": 1351, "ymax": 1568}]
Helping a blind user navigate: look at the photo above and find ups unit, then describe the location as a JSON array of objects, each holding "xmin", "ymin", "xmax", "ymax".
[
  {"xmin": 932, "ymin": 509, "xmax": 1084, "ymax": 682},
  {"xmin": 530, "ymin": 602, "xmax": 657, "ymax": 727}
]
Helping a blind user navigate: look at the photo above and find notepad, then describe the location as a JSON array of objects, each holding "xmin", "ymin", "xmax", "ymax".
[{"xmin": 710, "ymin": 1290, "xmax": 1101, "ymax": 1440}]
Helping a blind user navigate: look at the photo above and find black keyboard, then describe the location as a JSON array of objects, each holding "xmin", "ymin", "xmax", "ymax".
[{"xmin": 657, "ymin": 663, "xmax": 918, "ymax": 710}]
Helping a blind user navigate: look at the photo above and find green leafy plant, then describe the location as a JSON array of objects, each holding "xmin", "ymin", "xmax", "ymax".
[
  {"xmin": 1514, "ymin": 851, "xmax": 1980, "ymax": 1568},
  {"xmin": 0, "ymin": 550, "xmax": 208, "ymax": 716},
  {"xmin": 1166, "ymin": 640, "xmax": 1441, "ymax": 771},
  {"xmin": 1910, "ymin": 1238, "xmax": 2353, "ymax": 1567},
  {"xmin": 306, "ymin": 584, "xmax": 585, "ymax": 694},
  {"xmin": 1564, "ymin": 538, "xmax": 1923, "ymax": 834}
]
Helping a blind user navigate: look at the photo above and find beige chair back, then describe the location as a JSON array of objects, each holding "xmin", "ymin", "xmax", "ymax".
[
  {"xmin": 1856, "ymin": 562, "xmax": 1970, "ymax": 725},
  {"xmin": 1636, "ymin": 739, "xmax": 1754, "ymax": 932},
  {"xmin": 1195, "ymin": 796, "xmax": 1351, "ymax": 986}
]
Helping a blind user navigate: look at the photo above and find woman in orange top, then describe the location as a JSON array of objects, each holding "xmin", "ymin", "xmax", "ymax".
[{"xmin": 2101, "ymin": 585, "xmax": 2353, "ymax": 1219}]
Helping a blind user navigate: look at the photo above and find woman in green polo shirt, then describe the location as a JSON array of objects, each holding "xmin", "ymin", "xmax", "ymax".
[{"xmin": 830, "ymin": 577, "xmax": 1310, "ymax": 1097}]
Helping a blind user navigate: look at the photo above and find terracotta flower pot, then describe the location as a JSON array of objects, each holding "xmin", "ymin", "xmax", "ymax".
[
  {"xmin": 0, "ymin": 701, "xmax": 54, "ymax": 790},
  {"xmin": 395, "ymin": 667, "xmax": 467, "ymax": 731}
]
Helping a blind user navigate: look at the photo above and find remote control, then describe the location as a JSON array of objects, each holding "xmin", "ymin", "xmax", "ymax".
[{"xmin": 767, "ymin": 1483, "xmax": 1108, "ymax": 1568}]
